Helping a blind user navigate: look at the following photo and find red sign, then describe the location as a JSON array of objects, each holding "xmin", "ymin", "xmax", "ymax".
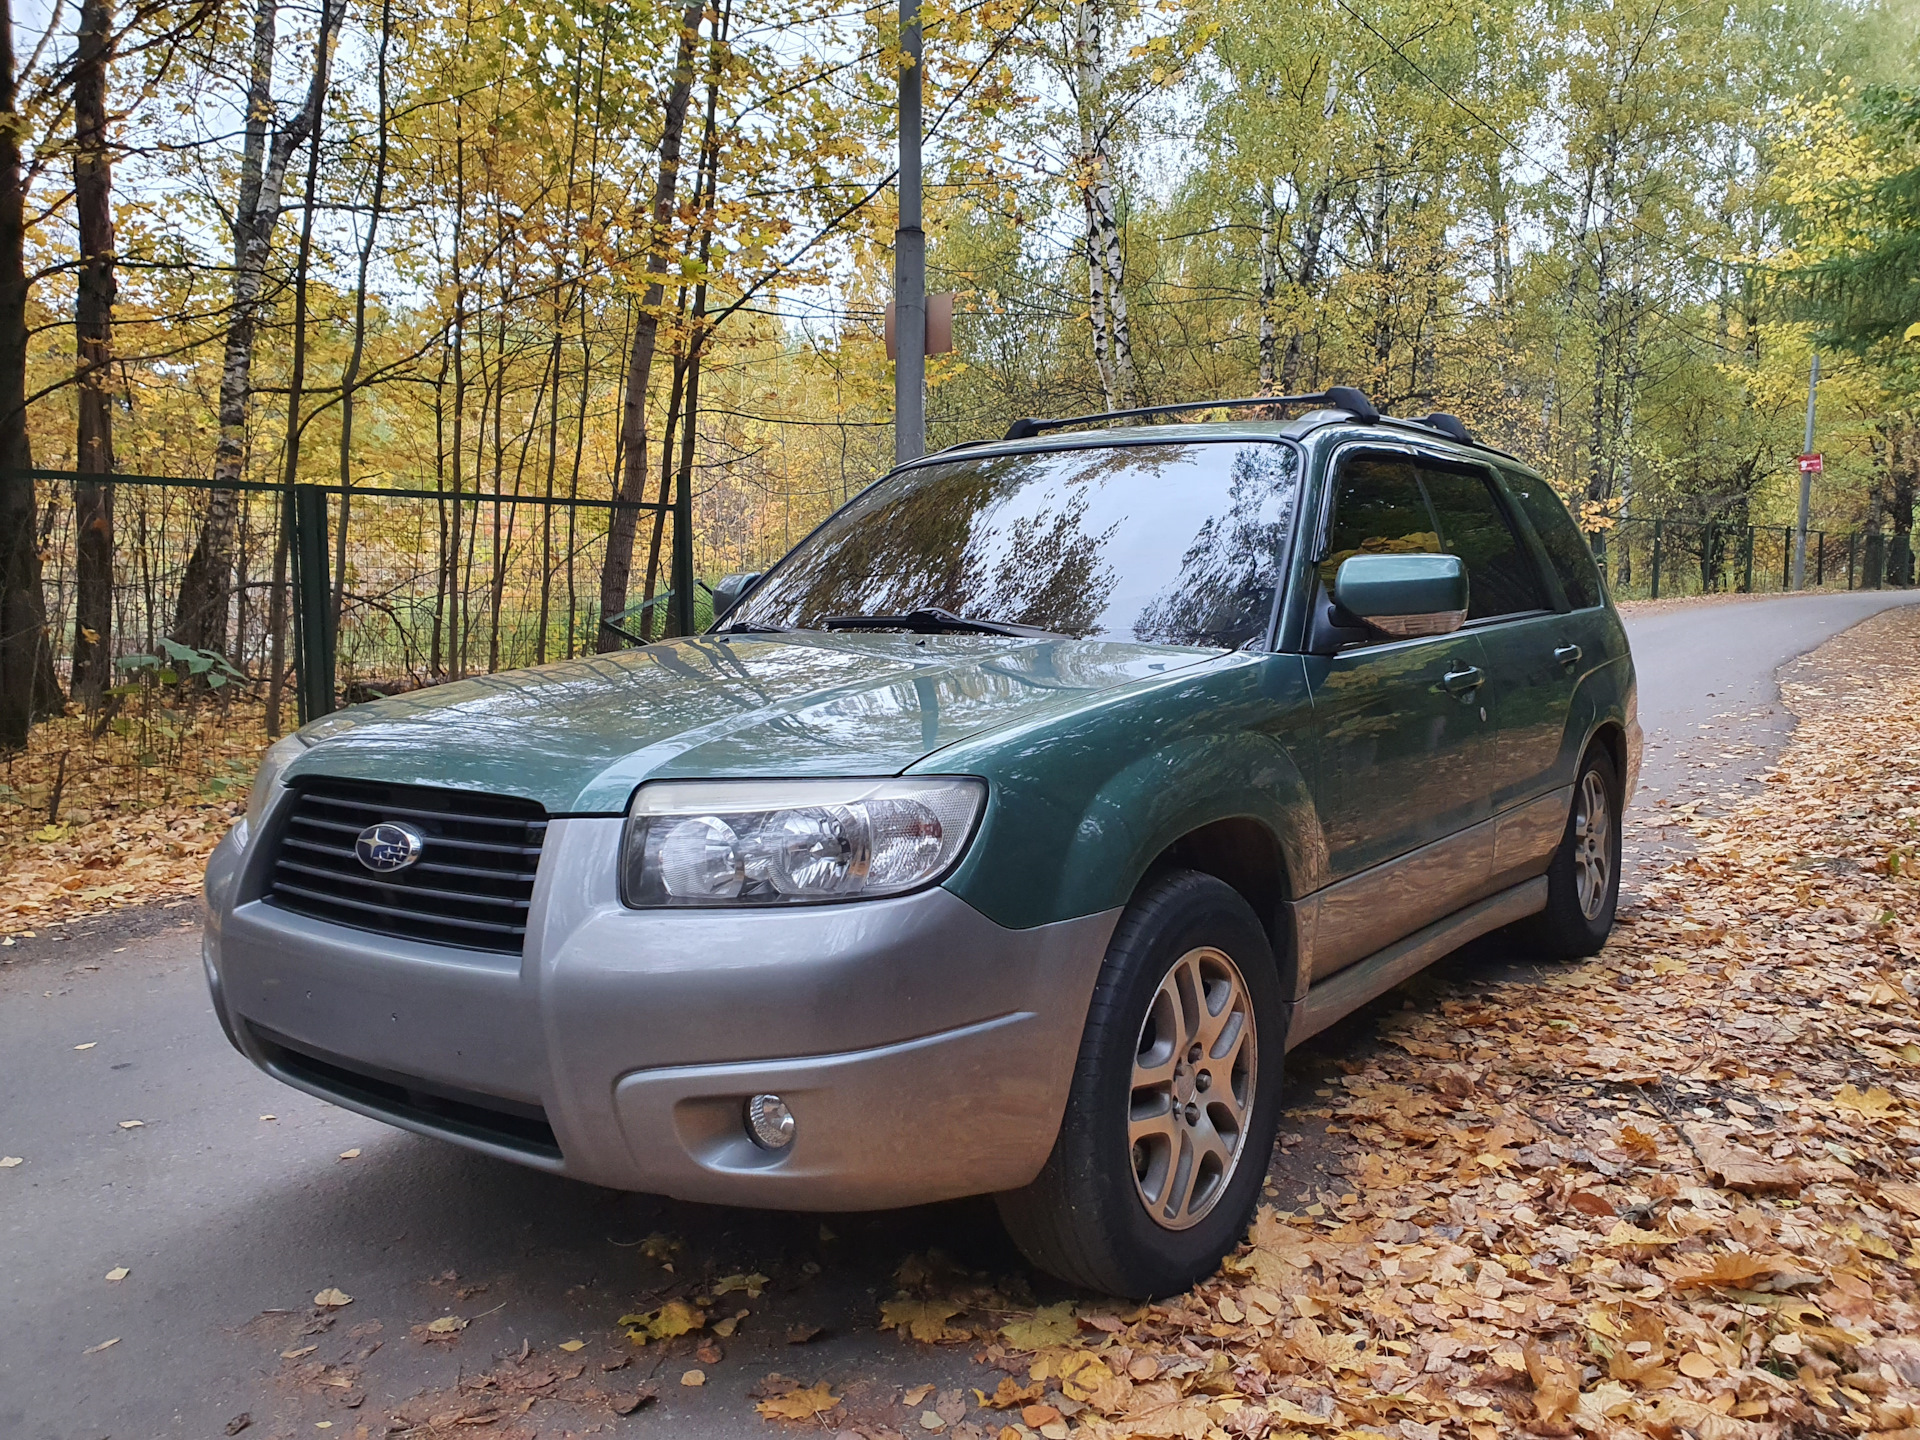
[{"xmin": 1798, "ymin": 453, "xmax": 1823, "ymax": 473}]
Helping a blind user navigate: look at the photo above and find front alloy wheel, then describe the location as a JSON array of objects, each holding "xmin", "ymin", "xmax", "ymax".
[
  {"xmin": 996, "ymin": 870, "xmax": 1285, "ymax": 1297},
  {"xmin": 1129, "ymin": 947, "xmax": 1256, "ymax": 1229}
]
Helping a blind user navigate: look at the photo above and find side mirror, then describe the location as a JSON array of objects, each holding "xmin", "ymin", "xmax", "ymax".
[
  {"xmin": 1332, "ymin": 553, "xmax": 1468, "ymax": 638},
  {"xmin": 709, "ymin": 570, "xmax": 763, "ymax": 620}
]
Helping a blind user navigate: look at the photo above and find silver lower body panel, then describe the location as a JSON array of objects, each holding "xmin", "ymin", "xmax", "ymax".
[{"xmin": 203, "ymin": 816, "xmax": 1119, "ymax": 1209}]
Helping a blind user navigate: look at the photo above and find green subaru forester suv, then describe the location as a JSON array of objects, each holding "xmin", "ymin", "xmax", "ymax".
[{"xmin": 203, "ymin": 387, "xmax": 1638, "ymax": 1297}]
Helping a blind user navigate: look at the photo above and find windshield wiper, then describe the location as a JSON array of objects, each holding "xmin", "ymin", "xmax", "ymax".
[{"xmin": 821, "ymin": 607, "xmax": 1063, "ymax": 639}]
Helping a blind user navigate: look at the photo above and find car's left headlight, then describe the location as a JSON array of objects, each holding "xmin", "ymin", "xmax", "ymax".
[{"xmin": 620, "ymin": 777, "xmax": 987, "ymax": 907}]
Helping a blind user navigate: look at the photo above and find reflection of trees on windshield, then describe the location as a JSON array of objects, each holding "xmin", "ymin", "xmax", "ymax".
[
  {"xmin": 970, "ymin": 490, "xmax": 1117, "ymax": 636},
  {"xmin": 732, "ymin": 459, "xmax": 1122, "ymax": 633},
  {"xmin": 1133, "ymin": 445, "xmax": 1300, "ymax": 648},
  {"xmin": 731, "ymin": 441, "xmax": 1301, "ymax": 644}
]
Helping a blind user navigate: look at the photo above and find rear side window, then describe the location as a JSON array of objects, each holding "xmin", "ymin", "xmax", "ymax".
[
  {"xmin": 1503, "ymin": 472, "xmax": 1602, "ymax": 609},
  {"xmin": 1417, "ymin": 464, "xmax": 1549, "ymax": 620}
]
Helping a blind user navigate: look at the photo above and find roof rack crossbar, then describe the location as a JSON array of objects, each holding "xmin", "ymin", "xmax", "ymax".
[{"xmin": 1003, "ymin": 390, "xmax": 1368, "ymax": 442}]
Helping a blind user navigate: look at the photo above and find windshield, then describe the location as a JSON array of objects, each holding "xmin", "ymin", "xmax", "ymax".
[{"xmin": 727, "ymin": 440, "xmax": 1303, "ymax": 649}]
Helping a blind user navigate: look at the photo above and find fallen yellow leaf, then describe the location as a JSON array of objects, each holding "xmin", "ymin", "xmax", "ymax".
[
  {"xmin": 619, "ymin": 1298, "xmax": 703, "ymax": 1344},
  {"xmin": 998, "ymin": 1301, "xmax": 1077, "ymax": 1349},
  {"xmin": 681, "ymin": 1368, "xmax": 705, "ymax": 1386},
  {"xmin": 756, "ymin": 1381, "xmax": 838, "ymax": 1422},
  {"xmin": 557, "ymin": 1339, "xmax": 585, "ymax": 1352},
  {"xmin": 880, "ymin": 1297, "xmax": 964, "ymax": 1344},
  {"xmin": 313, "ymin": 1288, "xmax": 353, "ymax": 1308},
  {"xmin": 104, "ymin": 1266, "xmax": 129, "ymax": 1282},
  {"xmin": 1833, "ymin": 1084, "xmax": 1899, "ymax": 1118}
]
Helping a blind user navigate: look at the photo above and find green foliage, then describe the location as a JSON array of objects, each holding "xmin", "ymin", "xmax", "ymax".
[
  {"xmin": 1792, "ymin": 87, "xmax": 1920, "ymax": 356},
  {"xmin": 114, "ymin": 640, "xmax": 249, "ymax": 691}
]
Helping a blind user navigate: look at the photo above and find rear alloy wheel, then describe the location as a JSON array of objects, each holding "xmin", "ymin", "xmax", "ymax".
[
  {"xmin": 1522, "ymin": 745, "xmax": 1622, "ymax": 959},
  {"xmin": 1571, "ymin": 767, "xmax": 1613, "ymax": 922},
  {"xmin": 996, "ymin": 871, "xmax": 1285, "ymax": 1297}
]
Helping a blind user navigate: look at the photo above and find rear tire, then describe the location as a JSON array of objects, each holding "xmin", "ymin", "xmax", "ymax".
[
  {"xmin": 1523, "ymin": 745, "xmax": 1621, "ymax": 959},
  {"xmin": 996, "ymin": 871, "xmax": 1286, "ymax": 1297}
]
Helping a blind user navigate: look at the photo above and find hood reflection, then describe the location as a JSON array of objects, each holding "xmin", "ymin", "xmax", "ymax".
[{"xmin": 288, "ymin": 632, "xmax": 1219, "ymax": 813}]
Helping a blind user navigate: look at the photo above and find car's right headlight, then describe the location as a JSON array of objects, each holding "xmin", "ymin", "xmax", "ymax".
[
  {"xmin": 620, "ymin": 777, "xmax": 986, "ymax": 908},
  {"xmin": 244, "ymin": 734, "xmax": 307, "ymax": 833}
]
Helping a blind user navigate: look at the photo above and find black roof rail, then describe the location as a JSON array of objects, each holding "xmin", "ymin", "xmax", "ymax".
[
  {"xmin": 1417, "ymin": 412, "xmax": 1472, "ymax": 443},
  {"xmin": 1002, "ymin": 388, "xmax": 1378, "ymax": 442}
]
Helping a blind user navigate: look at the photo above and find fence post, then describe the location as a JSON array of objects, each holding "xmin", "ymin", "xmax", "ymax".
[
  {"xmin": 1816, "ymin": 531, "xmax": 1824, "ymax": 587},
  {"xmin": 1650, "ymin": 519, "xmax": 1662, "ymax": 600},
  {"xmin": 1742, "ymin": 525, "xmax": 1755, "ymax": 592},
  {"xmin": 1782, "ymin": 527, "xmax": 1791, "ymax": 591},
  {"xmin": 1848, "ymin": 532, "xmax": 1856, "ymax": 589},
  {"xmin": 289, "ymin": 483, "xmax": 337, "ymax": 723}
]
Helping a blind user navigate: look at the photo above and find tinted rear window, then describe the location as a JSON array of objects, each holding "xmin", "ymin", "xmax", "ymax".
[
  {"xmin": 1503, "ymin": 472, "xmax": 1602, "ymax": 609},
  {"xmin": 730, "ymin": 441, "xmax": 1303, "ymax": 649}
]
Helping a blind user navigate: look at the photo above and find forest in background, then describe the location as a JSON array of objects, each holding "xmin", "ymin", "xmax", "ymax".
[{"xmin": 0, "ymin": 0, "xmax": 1917, "ymax": 748}]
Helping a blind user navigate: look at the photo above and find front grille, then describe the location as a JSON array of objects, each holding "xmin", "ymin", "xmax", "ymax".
[
  {"xmin": 265, "ymin": 778, "xmax": 547, "ymax": 954},
  {"xmin": 250, "ymin": 1024, "xmax": 561, "ymax": 1159}
]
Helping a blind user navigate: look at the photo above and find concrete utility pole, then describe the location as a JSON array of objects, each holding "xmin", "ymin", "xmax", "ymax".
[
  {"xmin": 1793, "ymin": 352, "xmax": 1819, "ymax": 590},
  {"xmin": 893, "ymin": 0, "xmax": 926, "ymax": 467}
]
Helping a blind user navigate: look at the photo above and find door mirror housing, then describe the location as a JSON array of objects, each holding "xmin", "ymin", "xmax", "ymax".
[
  {"xmin": 709, "ymin": 571, "xmax": 763, "ymax": 620},
  {"xmin": 1332, "ymin": 553, "xmax": 1468, "ymax": 639}
]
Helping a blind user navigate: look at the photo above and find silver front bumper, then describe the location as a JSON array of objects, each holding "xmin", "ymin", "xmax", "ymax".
[{"xmin": 203, "ymin": 816, "xmax": 1116, "ymax": 1209}]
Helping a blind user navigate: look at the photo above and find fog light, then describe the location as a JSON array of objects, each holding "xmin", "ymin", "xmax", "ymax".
[{"xmin": 745, "ymin": 1093, "xmax": 796, "ymax": 1150}]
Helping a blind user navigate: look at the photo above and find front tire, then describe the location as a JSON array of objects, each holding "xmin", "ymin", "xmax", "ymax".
[
  {"xmin": 1524, "ymin": 745, "xmax": 1622, "ymax": 959},
  {"xmin": 996, "ymin": 871, "xmax": 1286, "ymax": 1297}
]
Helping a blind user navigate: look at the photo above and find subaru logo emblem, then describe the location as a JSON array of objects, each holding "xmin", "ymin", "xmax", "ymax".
[{"xmin": 355, "ymin": 821, "xmax": 425, "ymax": 873}]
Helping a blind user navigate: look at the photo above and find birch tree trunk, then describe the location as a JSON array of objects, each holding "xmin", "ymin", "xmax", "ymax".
[
  {"xmin": 1072, "ymin": 0, "xmax": 1135, "ymax": 410},
  {"xmin": 333, "ymin": 0, "xmax": 392, "ymax": 630},
  {"xmin": 596, "ymin": 0, "xmax": 705, "ymax": 652},
  {"xmin": 1257, "ymin": 190, "xmax": 1278, "ymax": 395},
  {"xmin": 0, "ymin": 0, "xmax": 57, "ymax": 747},
  {"xmin": 70, "ymin": 0, "xmax": 115, "ymax": 701},
  {"xmin": 173, "ymin": 0, "xmax": 344, "ymax": 657}
]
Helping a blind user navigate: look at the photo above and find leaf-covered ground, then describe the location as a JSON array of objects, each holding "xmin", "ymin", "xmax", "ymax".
[{"xmin": 0, "ymin": 701, "xmax": 265, "ymax": 937}]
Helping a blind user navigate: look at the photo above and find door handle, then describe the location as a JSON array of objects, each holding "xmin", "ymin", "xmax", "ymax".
[
  {"xmin": 1442, "ymin": 664, "xmax": 1484, "ymax": 696},
  {"xmin": 1553, "ymin": 643, "xmax": 1583, "ymax": 667}
]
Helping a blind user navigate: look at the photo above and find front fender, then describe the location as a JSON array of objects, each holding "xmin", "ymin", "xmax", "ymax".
[{"xmin": 931, "ymin": 653, "xmax": 1324, "ymax": 931}]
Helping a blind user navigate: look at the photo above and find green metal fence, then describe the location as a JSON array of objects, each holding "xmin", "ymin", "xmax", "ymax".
[{"xmin": 30, "ymin": 470, "xmax": 686, "ymax": 725}]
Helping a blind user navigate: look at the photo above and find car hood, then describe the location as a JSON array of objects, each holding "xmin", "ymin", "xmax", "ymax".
[{"xmin": 287, "ymin": 632, "xmax": 1218, "ymax": 814}]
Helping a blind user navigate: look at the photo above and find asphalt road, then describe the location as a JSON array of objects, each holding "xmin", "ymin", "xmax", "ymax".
[{"xmin": 6, "ymin": 588, "xmax": 1920, "ymax": 1440}]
